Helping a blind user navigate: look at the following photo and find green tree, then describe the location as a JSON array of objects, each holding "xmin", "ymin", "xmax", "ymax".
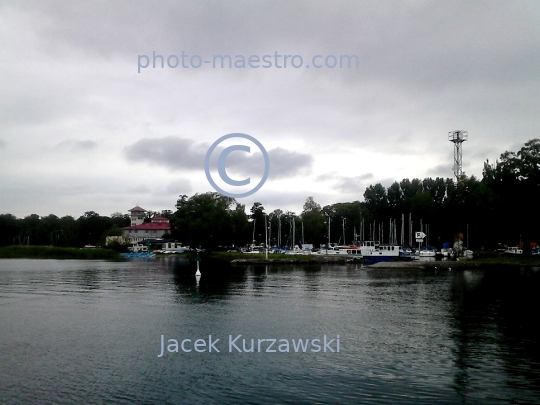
[
  {"xmin": 482, "ymin": 139, "xmax": 540, "ymax": 251},
  {"xmin": 250, "ymin": 202, "xmax": 266, "ymax": 245},
  {"xmin": 0, "ymin": 214, "xmax": 21, "ymax": 246},
  {"xmin": 300, "ymin": 197, "xmax": 324, "ymax": 246},
  {"xmin": 171, "ymin": 192, "xmax": 238, "ymax": 248}
]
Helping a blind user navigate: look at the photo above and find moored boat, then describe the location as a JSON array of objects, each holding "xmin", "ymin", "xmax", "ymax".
[
  {"xmin": 419, "ymin": 246, "xmax": 437, "ymax": 257},
  {"xmin": 317, "ymin": 245, "xmax": 362, "ymax": 256},
  {"xmin": 362, "ymin": 244, "xmax": 406, "ymax": 263},
  {"xmin": 504, "ymin": 247, "xmax": 523, "ymax": 255},
  {"xmin": 120, "ymin": 251, "xmax": 156, "ymax": 259}
]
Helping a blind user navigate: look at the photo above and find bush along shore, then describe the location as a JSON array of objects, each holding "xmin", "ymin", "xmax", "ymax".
[{"xmin": 0, "ymin": 245, "xmax": 121, "ymax": 260}]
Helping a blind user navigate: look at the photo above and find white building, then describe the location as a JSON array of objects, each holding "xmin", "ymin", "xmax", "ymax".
[{"xmin": 122, "ymin": 206, "xmax": 172, "ymax": 243}]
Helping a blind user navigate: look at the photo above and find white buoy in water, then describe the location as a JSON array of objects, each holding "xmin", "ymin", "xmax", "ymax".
[{"xmin": 195, "ymin": 261, "xmax": 201, "ymax": 276}]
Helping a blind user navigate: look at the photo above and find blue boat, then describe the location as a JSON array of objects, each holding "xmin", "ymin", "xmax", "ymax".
[{"xmin": 120, "ymin": 252, "xmax": 156, "ymax": 259}]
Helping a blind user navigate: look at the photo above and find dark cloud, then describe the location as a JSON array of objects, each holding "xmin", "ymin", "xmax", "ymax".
[
  {"xmin": 268, "ymin": 148, "xmax": 313, "ymax": 178},
  {"xmin": 226, "ymin": 147, "xmax": 313, "ymax": 179},
  {"xmin": 124, "ymin": 137, "xmax": 313, "ymax": 178},
  {"xmin": 123, "ymin": 136, "xmax": 208, "ymax": 170},
  {"xmin": 17, "ymin": 1, "xmax": 539, "ymax": 95},
  {"xmin": 427, "ymin": 164, "xmax": 452, "ymax": 178}
]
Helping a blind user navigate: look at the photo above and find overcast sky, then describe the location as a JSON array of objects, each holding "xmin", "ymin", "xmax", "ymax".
[{"xmin": 1, "ymin": 1, "xmax": 539, "ymax": 218}]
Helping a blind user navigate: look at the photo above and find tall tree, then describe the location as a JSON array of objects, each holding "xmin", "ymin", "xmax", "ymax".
[
  {"xmin": 250, "ymin": 202, "xmax": 266, "ymax": 245},
  {"xmin": 171, "ymin": 192, "xmax": 239, "ymax": 248},
  {"xmin": 300, "ymin": 197, "xmax": 324, "ymax": 246},
  {"xmin": 483, "ymin": 139, "xmax": 540, "ymax": 252}
]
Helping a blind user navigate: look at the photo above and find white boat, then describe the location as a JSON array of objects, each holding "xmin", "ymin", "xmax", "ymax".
[
  {"xmin": 419, "ymin": 248, "xmax": 436, "ymax": 257},
  {"xmin": 441, "ymin": 248, "xmax": 453, "ymax": 257},
  {"xmin": 284, "ymin": 245, "xmax": 313, "ymax": 255},
  {"xmin": 317, "ymin": 245, "xmax": 362, "ymax": 256},
  {"xmin": 399, "ymin": 246, "xmax": 412, "ymax": 257},
  {"xmin": 504, "ymin": 247, "xmax": 523, "ymax": 255},
  {"xmin": 356, "ymin": 240, "xmax": 378, "ymax": 256},
  {"xmin": 362, "ymin": 244, "xmax": 401, "ymax": 263},
  {"xmin": 243, "ymin": 249, "xmax": 264, "ymax": 254},
  {"xmin": 415, "ymin": 245, "xmax": 437, "ymax": 257}
]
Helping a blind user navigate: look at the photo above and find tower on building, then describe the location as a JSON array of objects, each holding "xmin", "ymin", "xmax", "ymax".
[{"xmin": 129, "ymin": 206, "xmax": 146, "ymax": 226}]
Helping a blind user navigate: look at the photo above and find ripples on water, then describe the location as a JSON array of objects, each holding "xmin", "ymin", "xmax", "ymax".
[{"xmin": 1, "ymin": 258, "xmax": 539, "ymax": 404}]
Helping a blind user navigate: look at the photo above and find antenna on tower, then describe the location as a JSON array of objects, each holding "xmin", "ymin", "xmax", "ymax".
[{"xmin": 448, "ymin": 130, "xmax": 468, "ymax": 182}]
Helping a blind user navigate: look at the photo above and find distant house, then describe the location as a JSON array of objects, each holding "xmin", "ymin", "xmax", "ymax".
[{"xmin": 122, "ymin": 206, "xmax": 171, "ymax": 243}]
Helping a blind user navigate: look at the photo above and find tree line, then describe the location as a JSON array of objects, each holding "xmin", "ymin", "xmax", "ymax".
[
  {"xmin": 0, "ymin": 210, "xmax": 171, "ymax": 248},
  {"xmin": 1, "ymin": 139, "xmax": 539, "ymax": 252},
  {"xmin": 170, "ymin": 139, "xmax": 540, "ymax": 252}
]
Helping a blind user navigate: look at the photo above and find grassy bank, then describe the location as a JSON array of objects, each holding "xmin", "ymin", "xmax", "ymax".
[{"xmin": 0, "ymin": 245, "xmax": 121, "ymax": 260}]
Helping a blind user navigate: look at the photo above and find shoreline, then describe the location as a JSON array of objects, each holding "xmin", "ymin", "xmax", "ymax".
[
  {"xmin": 0, "ymin": 245, "xmax": 121, "ymax": 260},
  {"xmin": 1, "ymin": 246, "xmax": 539, "ymax": 269},
  {"xmin": 228, "ymin": 255, "xmax": 540, "ymax": 269},
  {"xmin": 231, "ymin": 256, "xmax": 350, "ymax": 265}
]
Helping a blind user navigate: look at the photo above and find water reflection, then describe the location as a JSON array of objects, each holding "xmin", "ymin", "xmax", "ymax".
[
  {"xmin": 169, "ymin": 256, "xmax": 248, "ymax": 299},
  {"xmin": 1, "ymin": 259, "xmax": 540, "ymax": 404},
  {"xmin": 449, "ymin": 268, "xmax": 540, "ymax": 403}
]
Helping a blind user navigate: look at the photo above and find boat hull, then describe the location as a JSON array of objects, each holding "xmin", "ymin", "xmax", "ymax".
[{"xmin": 363, "ymin": 255, "xmax": 413, "ymax": 263}]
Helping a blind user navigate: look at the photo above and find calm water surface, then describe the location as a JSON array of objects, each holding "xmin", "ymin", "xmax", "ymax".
[{"xmin": 0, "ymin": 258, "xmax": 539, "ymax": 404}]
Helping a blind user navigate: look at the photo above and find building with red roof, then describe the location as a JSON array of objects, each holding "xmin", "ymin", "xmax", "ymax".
[{"xmin": 123, "ymin": 207, "xmax": 171, "ymax": 242}]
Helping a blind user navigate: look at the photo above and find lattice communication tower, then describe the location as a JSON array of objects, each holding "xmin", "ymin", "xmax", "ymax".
[{"xmin": 448, "ymin": 130, "xmax": 468, "ymax": 181}]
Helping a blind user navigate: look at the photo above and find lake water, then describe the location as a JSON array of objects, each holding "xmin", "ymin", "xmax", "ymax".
[{"xmin": 1, "ymin": 257, "xmax": 539, "ymax": 404}]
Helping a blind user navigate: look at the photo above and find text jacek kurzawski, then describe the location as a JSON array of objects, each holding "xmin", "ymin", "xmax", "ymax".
[{"xmin": 157, "ymin": 334, "xmax": 340, "ymax": 357}]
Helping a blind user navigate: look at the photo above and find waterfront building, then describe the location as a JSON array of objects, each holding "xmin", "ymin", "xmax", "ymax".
[{"xmin": 122, "ymin": 206, "xmax": 171, "ymax": 243}]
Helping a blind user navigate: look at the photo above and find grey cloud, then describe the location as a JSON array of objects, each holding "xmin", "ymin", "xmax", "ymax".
[
  {"xmin": 378, "ymin": 178, "xmax": 399, "ymax": 189},
  {"xmin": 0, "ymin": 173, "xmax": 131, "ymax": 217},
  {"xmin": 124, "ymin": 137, "xmax": 313, "ymax": 178},
  {"xmin": 165, "ymin": 179, "xmax": 192, "ymax": 195},
  {"xmin": 226, "ymin": 147, "xmax": 313, "ymax": 179},
  {"xmin": 328, "ymin": 174, "xmax": 376, "ymax": 194},
  {"xmin": 18, "ymin": 1, "xmax": 540, "ymax": 89},
  {"xmin": 56, "ymin": 139, "xmax": 98, "ymax": 151},
  {"xmin": 358, "ymin": 173, "xmax": 374, "ymax": 181},
  {"xmin": 317, "ymin": 172, "xmax": 373, "ymax": 186},
  {"xmin": 428, "ymin": 164, "xmax": 453, "ymax": 178},
  {"xmin": 268, "ymin": 148, "xmax": 313, "ymax": 178},
  {"xmin": 124, "ymin": 136, "xmax": 208, "ymax": 170},
  {"xmin": 316, "ymin": 172, "xmax": 339, "ymax": 182},
  {"xmin": 3, "ymin": 1, "xmax": 540, "ymax": 218},
  {"xmin": 6, "ymin": 2, "xmax": 540, "ymax": 152},
  {"xmin": 333, "ymin": 178, "xmax": 364, "ymax": 193}
]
